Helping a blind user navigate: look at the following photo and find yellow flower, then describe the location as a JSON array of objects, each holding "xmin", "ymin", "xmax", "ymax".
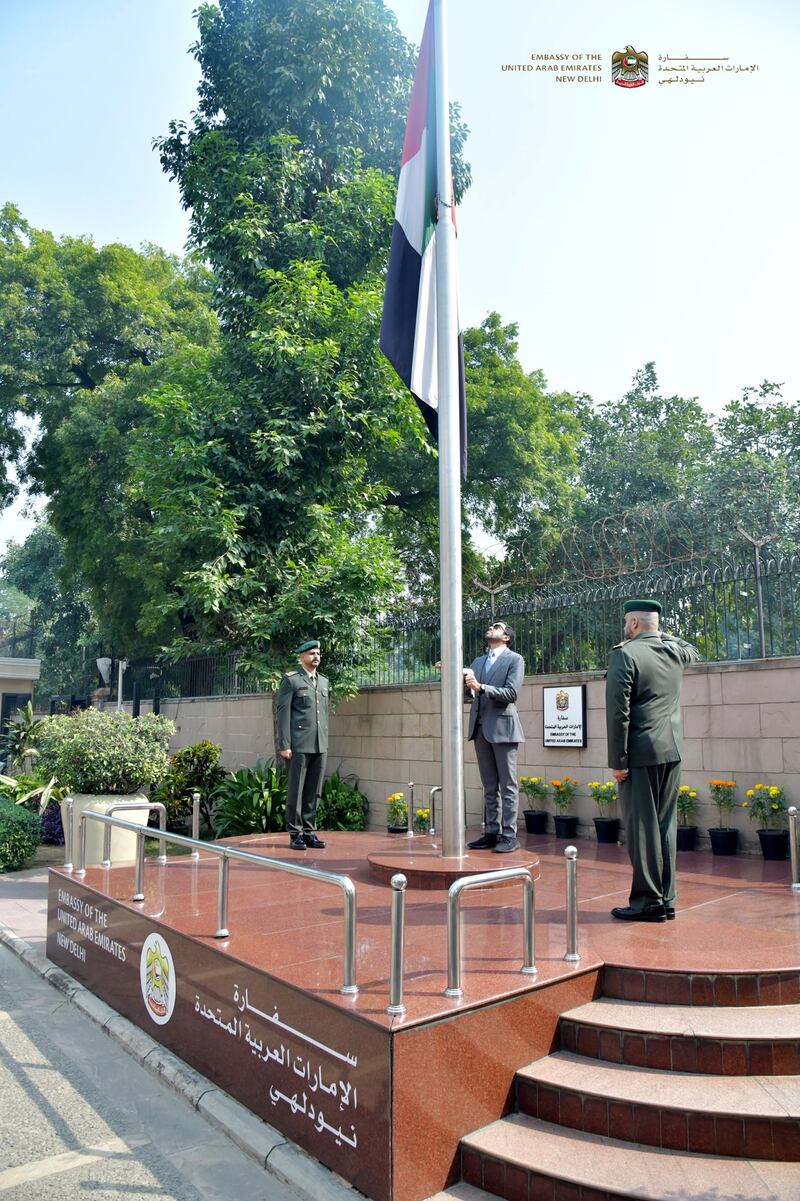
[
  {"xmin": 769, "ymin": 787, "xmax": 780, "ymax": 798},
  {"xmin": 689, "ymin": 791, "xmax": 697, "ymax": 798},
  {"xmin": 746, "ymin": 789, "xmax": 755, "ymax": 798},
  {"xmin": 742, "ymin": 801, "xmax": 749, "ymax": 808},
  {"xmin": 755, "ymin": 783, "xmax": 764, "ymax": 791},
  {"xmin": 772, "ymin": 802, "xmax": 781, "ymax": 811}
]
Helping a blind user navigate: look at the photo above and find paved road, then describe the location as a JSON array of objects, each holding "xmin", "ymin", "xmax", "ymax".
[{"xmin": 0, "ymin": 945, "xmax": 295, "ymax": 1200}]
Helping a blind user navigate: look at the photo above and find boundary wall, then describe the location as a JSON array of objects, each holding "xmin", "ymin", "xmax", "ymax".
[{"xmin": 157, "ymin": 656, "xmax": 800, "ymax": 854}]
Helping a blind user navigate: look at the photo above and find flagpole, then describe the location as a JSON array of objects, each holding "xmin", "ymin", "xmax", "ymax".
[{"xmin": 433, "ymin": 0, "xmax": 465, "ymax": 859}]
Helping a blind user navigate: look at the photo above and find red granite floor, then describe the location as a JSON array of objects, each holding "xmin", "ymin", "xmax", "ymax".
[{"xmin": 50, "ymin": 827, "xmax": 800, "ymax": 1031}]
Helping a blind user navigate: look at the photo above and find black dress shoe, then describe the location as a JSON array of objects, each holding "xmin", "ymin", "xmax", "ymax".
[
  {"xmin": 494, "ymin": 835, "xmax": 521, "ymax": 853},
  {"xmin": 611, "ymin": 904, "xmax": 667, "ymax": 923},
  {"xmin": 468, "ymin": 833, "xmax": 498, "ymax": 850},
  {"xmin": 289, "ymin": 836, "xmax": 307, "ymax": 850},
  {"xmin": 304, "ymin": 834, "xmax": 326, "ymax": 849},
  {"xmin": 665, "ymin": 907, "xmax": 676, "ymax": 920}
]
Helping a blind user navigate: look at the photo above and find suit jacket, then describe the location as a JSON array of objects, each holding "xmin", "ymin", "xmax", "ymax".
[
  {"xmin": 606, "ymin": 633, "xmax": 699, "ymax": 770},
  {"xmin": 466, "ymin": 648, "xmax": 526, "ymax": 743},
  {"xmin": 276, "ymin": 668, "xmax": 329, "ymax": 755}
]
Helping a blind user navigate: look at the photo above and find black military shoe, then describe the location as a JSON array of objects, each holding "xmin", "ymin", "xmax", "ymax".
[
  {"xmin": 665, "ymin": 907, "xmax": 676, "ymax": 920},
  {"xmin": 611, "ymin": 904, "xmax": 667, "ymax": 922},
  {"xmin": 493, "ymin": 835, "xmax": 520, "ymax": 853},
  {"xmin": 304, "ymin": 834, "xmax": 326, "ymax": 849},
  {"xmin": 289, "ymin": 836, "xmax": 307, "ymax": 850},
  {"xmin": 467, "ymin": 833, "xmax": 498, "ymax": 850}
]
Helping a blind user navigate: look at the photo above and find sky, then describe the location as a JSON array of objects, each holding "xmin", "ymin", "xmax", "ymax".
[{"xmin": 1, "ymin": 0, "xmax": 798, "ymax": 552}]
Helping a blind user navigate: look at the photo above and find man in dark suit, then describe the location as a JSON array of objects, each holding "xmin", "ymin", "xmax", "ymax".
[
  {"xmin": 276, "ymin": 639, "xmax": 329, "ymax": 851},
  {"xmin": 606, "ymin": 599, "xmax": 700, "ymax": 921},
  {"xmin": 463, "ymin": 621, "xmax": 526, "ymax": 853}
]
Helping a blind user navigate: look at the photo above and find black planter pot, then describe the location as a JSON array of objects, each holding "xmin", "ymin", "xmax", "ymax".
[
  {"xmin": 676, "ymin": 824, "xmax": 699, "ymax": 852},
  {"xmin": 553, "ymin": 814, "xmax": 579, "ymax": 839},
  {"xmin": 757, "ymin": 828, "xmax": 789, "ymax": 861},
  {"xmin": 387, "ymin": 824, "xmax": 408, "ymax": 834},
  {"xmin": 593, "ymin": 816, "xmax": 621, "ymax": 844},
  {"xmin": 708, "ymin": 827, "xmax": 739, "ymax": 856},
  {"xmin": 523, "ymin": 809, "xmax": 548, "ymax": 835}
]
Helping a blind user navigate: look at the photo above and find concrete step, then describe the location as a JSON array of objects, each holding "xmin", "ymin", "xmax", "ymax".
[
  {"xmin": 560, "ymin": 998, "xmax": 800, "ymax": 1074},
  {"xmin": 516, "ymin": 1051, "xmax": 800, "ymax": 1159},
  {"xmin": 601, "ymin": 964, "xmax": 800, "ymax": 1007},
  {"xmin": 460, "ymin": 1113, "xmax": 799, "ymax": 1201}
]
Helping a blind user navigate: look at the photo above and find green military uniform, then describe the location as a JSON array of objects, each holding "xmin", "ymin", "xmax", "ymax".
[
  {"xmin": 606, "ymin": 609, "xmax": 699, "ymax": 914},
  {"xmin": 276, "ymin": 665, "xmax": 329, "ymax": 840}
]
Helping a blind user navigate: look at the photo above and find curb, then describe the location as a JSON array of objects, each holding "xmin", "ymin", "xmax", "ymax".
[{"xmin": 0, "ymin": 920, "xmax": 359, "ymax": 1201}]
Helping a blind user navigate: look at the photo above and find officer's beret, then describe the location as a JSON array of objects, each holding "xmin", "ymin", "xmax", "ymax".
[
  {"xmin": 623, "ymin": 598, "xmax": 662, "ymax": 615},
  {"xmin": 293, "ymin": 639, "xmax": 321, "ymax": 654}
]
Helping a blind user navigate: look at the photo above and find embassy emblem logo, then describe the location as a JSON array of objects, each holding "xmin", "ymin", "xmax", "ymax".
[
  {"xmin": 612, "ymin": 45, "xmax": 648, "ymax": 88},
  {"xmin": 555, "ymin": 689, "xmax": 570, "ymax": 712},
  {"xmin": 140, "ymin": 933, "xmax": 176, "ymax": 1025}
]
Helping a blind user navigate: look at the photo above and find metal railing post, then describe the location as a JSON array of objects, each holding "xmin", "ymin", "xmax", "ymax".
[
  {"xmin": 215, "ymin": 852, "xmax": 230, "ymax": 938},
  {"xmin": 445, "ymin": 881, "xmax": 463, "ymax": 997},
  {"xmin": 429, "ymin": 786, "xmax": 442, "ymax": 836},
  {"xmin": 406, "ymin": 780, "xmax": 415, "ymax": 837},
  {"xmin": 191, "ymin": 792, "xmax": 201, "ymax": 857},
  {"xmin": 789, "ymin": 808, "xmax": 800, "ymax": 891},
  {"xmin": 132, "ymin": 830, "xmax": 146, "ymax": 901},
  {"xmin": 77, "ymin": 814, "xmax": 87, "ymax": 877},
  {"xmin": 341, "ymin": 879, "xmax": 358, "ymax": 995},
  {"xmin": 564, "ymin": 845, "xmax": 580, "ymax": 961},
  {"xmin": 63, "ymin": 796, "xmax": 74, "ymax": 872},
  {"xmin": 445, "ymin": 866, "xmax": 538, "ymax": 998},
  {"xmin": 521, "ymin": 873, "xmax": 536, "ymax": 974},
  {"xmin": 386, "ymin": 874, "xmax": 407, "ymax": 1015}
]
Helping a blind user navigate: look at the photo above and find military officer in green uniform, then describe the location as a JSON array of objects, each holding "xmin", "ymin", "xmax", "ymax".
[
  {"xmin": 276, "ymin": 639, "xmax": 329, "ymax": 851},
  {"xmin": 606, "ymin": 600, "xmax": 699, "ymax": 922}
]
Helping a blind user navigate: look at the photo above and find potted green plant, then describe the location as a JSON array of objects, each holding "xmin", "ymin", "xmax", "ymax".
[
  {"xmin": 551, "ymin": 776, "xmax": 579, "ymax": 839},
  {"xmin": 676, "ymin": 784, "xmax": 699, "ymax": 851},
  {"xmin": 587, "ymin": 780, "xmax": 620, "ymax": 844},
  {"xmin": 386, "ymin": 791, "xmax": 407, "ymax": 833},
  {"xmin": 36, "ymin": 708, "xmax": 174, "ymax": 864},
  {"xmin": 520, "ymin": 775, "xmax": 549, "ymax": 834},
  {"xmin": 742, "ymin": 783, "xmax": 789, "ymax": 860},
  {"xmin": 707, "ymin": 779, "xmax": 738, "ymax": 855},
  {"xmin": 2, "ymin": 700, "xmax": 44, "ymax": 774}
]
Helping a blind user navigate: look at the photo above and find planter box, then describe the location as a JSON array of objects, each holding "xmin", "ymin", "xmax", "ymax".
[
  {"xmin": 757, "ymin": 828, "xmax": 789, "ymax": 860},
  {"xmin": 676, "ymin": 824, "xmax": 699, "ymax": 852},
  {"xmin": 523, "ymin": 809, "xmax": 548, "ymax": 835},
  {"xmin": 553, "ymin": 814, "xmax": 579, "ymax": 839},
  {"xmin": 593, "ymin": 816, "xmax": 620, "ymax": 844},
  {"xmin": 708, "ymin": 827, "xmax": 739, "ymax": 856}
]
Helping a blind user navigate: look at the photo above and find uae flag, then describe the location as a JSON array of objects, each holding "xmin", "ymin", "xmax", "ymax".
[{"xmin": 380, "ymin": 0, "xmax": 467, "ymax": 474}]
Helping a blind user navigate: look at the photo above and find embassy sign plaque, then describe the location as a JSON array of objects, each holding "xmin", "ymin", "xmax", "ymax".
[{"xmin": 542, "ymin": 684, "xmax": 587, "ymax": 747}]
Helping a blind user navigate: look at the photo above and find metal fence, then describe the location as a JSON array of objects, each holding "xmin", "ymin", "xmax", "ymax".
[
  {"xmin": 116, "ymin": 550, "xmax": 800, "ymax": 700},
  {"xmin": 0, "ymin": 626, "xmax": 39, "ymax": 659}
]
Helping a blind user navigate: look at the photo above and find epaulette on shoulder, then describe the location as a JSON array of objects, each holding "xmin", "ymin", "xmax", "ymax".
[
  {"xmin": 611, "ymin": 640, "xmax": 629, "ymax": 650},
  {"xmin": 286, "ymin": 670, "xmax": 299, "ymax": 676}
]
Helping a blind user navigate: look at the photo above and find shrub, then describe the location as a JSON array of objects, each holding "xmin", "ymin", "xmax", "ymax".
[
  {"xmin": 2, "ymin": 700, "xmax": 45, "ymax": 771},
  {"xmin": 386, "ymin": 791, "xmax": 407, "ymax": 825},
  {"xmin": 36, "ymin": 709, "xmax": 175, "ymax": 795},
  {"xmin": 212, "ymin": 762, "xmax": 287, "ymax": 836},
  {"xmin": 708, "ymin": 779, "xmax": 737, "ymax": 827},
  {"xmin": 40, "ymin": 802, "xmax": 65, "ymax": 846},
  {"xmin": 587, "ymin": 780, "xmax": 618, "ymax": 816},
  {"xmin": 317, "ymin": 771, "xmax": 368, "ymax": 831},
  {"xmin": 151, "ymin": 740, "xmax": 225, "ymax": 829},
  {"xmin": 0, "ymin": 798, "xmax": 40, "ymax": 871}
]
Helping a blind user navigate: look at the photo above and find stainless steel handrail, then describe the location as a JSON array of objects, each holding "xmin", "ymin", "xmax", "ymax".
[
  {"xmin": 789, "ymin": 807, "xmax": 800, "ymax": 891},
  {"xmin": 71, "ymin": 811, "xmax": 359, "ymax": 994},
  {"xmin": 564, "ymin": 845, "xmax": 580, "ymax": 961},
  {"xmin": 405, "ymin": 779, "xmax": 415, "ymax": 838},
  {"xmin": 386, "ymin": 873, "xmax": 407, "ymax": 1016},
  {"xmin": 445, "ymin": 866, "xmax": 537, "ymax": 998},
  {"xmin": 103, "ymin": 802, "xmax": 167, "ymax": 867},
  {"xmin": 429, "ymin": 786, "xmax": 442, "ymax": 836}
]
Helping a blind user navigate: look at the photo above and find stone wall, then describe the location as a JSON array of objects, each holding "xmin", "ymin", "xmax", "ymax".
[{"xmin": 158, "ymin": 656, "xmax": 800, "ymax": 854}]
